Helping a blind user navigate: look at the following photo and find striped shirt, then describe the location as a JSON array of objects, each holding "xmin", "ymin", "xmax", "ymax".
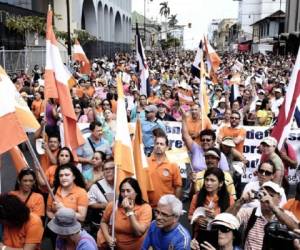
[{"xmin": 237, "ymin": 207, "xmax": 298, "ymax": 250}]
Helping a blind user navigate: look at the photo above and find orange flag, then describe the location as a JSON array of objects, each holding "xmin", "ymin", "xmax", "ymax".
[
  {"xmin": 8, "ymin": 146, "xmax": 29, "ymax": 173},
  {"xmin": 73, "ymin": 39, "xmax": 91, "ymax": 75},
  {"xmin": 0, "ymin": 66, "xmax": 27, "ymax": 154},
  {"xmin": 133, "ymin": 119, "xmax": 154, "ymax": 202},
  {"xmin": 204, "ymin": 36, "xmax": 221, "ymax": 84},
  {"xmin": 114, "ymin": 77, "xmax": 135, "ymax": 189},
  {"xmin": 45, "ymin": 10, "xmax": 84, "ymax": 153}
]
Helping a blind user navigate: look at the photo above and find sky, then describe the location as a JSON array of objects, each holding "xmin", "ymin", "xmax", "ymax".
[{"xmin": 132, "ymin": 0, "xmax": 239, "ymax": 49}]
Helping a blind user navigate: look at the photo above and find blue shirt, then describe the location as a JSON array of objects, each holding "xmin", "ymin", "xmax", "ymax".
[
  {"xmin": 142, "ymin": 221, "xmax": 191, "ymax": 250},
  {"xmin": 56, "ymin": 229, "xmax": 97, "ymax": 250},
  {"xmin": 141, "ymin": 119, "xmax": 166, "ymax": 149}
]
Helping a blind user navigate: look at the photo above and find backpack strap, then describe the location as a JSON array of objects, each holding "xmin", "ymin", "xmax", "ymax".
[
  {"xmin": 24, "ymin": 191, "xmax": 33, "ymax": 205},
  {"xmin": 244, "ymin": 207, "xmax": 258, "ymax": 242},
  {"xmin": 87, "ymin": 138, "xmax": 96, "ymax": 153},
  {"xmin": 95, "ymin": 181, "xmax": 108, "ymax": 202}
]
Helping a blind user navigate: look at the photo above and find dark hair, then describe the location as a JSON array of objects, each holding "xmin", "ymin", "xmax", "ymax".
[
  {"xmin": 0, "ymin": 193, "xmax": 30, "ymax": 228},
  {"xmin": 94, "ymin": 150, "xmax": 106, "ymax": 161},
  {"xmin": 200, "ymin": 129, "xmax": 216, "ymax": 141},
  {"xmin": 89, "ymin": 121, "xmax": 102, "ymax": 131},
  {"xmin": 101, "ymin": 99, "xmax": 112, "ymax": 108},
  {"xmin": 260, "ymin": 98, "xmax": 270, "ymax": 110},
  {"xmin": 53, "ymin": 163, "xmax": 86, "ymax": 193},
  {"xmin": 258, "ymin": 160, "xmax": 276, "ymax": 174},
  {"xmin": 118, "ymin": 177, "xmax": 145, "ymax": 206},
  {"xmin": 196, "ymin": 168, "xmax": 230, "ymax": 212},
  {"xmin": 14, "ymin": 168, "xmax": 39, "ymax": 192},
  {"xmin": 154, "ymin": 131, "xmax": 169, "ymax": 146},
  {"xmin": 48, "ymin": 133, "xmax": 61, "ymax": 142},
  {"xmin": 231, "ymin": 110, "xmax": 241, "ymax": 119},
  {"xmin": 103, "ymin": 156, "xmax": 114, "ymax": 167},
  {"xmin": 57, "ymin": 147, "xmax": 74, "ymax": 166}
]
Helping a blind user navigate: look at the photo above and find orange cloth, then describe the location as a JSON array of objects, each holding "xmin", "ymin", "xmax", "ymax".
[
  {"xmin": 283, "ymin": 198, "xmax": 300, "ymax": 221},
  {"xmin": 47, "ymin": 184, "xmax": 88, "ymax": 212},
  {"xmin": 147, "ymin": 96, "xmax": 160, "ymax": 105},
  {"xmin": 31, "ymin": 100, "xmax": 45, "ymax": 119},
  {"xmin": 3, "ymin": 213, "xmax": 44, "ymax": 249},
  {"xmin": 188, "ymin": 193, "xmax": 235, "ymax": 217},
  {"xmin": 218, "ymin": 126, "xmax": 246, "ymax": 153},
  {"xmin": 98, "ymin": 202, "xmax": 152, "ymax": 250},
  {"xmin": 75, "ymin": 86, "xmax": 84, "ymax": 98},
  {"xmin": 111, "ymin": 99, "xmax": 117, "ymax": 113},
  {"xmin": 40, "ymin": 149, "xmax": 59, "ymax": 172},
  {"xmin": 10, "ymin": 191, "xmax": 45, "ymax": 217},
  {"xmin": 45, "ymin": 164, "xmax": 57, "ymax": 187},
  {"xmin": 186, "ymin": 116, "xmax": 212, "ymax": 144},
  {"xmin": 147, "ymin": 155, "xmax": 182, "ymax": 208},
  {"xmin": 84, "ymin": 86, "xmax": 95, "ymax": 97}
]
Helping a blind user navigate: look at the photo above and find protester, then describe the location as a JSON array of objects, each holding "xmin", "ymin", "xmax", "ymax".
[
  {"xmin": 142, "ymin": 194, "xmax": 191, "ymax": 250},
  {"xmin": 48, "ymin": 208, "xmax": 97, "ymax": 250},
  {"xmin": 147, "ymin": 133, "xmax": 182, "ymax": 208},
  {"xmin": 98, "ymin": 177, "xmax": 152, "ymax": 249},
  {"xmin": 11, "ymin": 168, "xmax": 45, "ymax": 218},
  {"xmin": 284, "ymin": 182, "xmax": 300, "ymax": 220},
  {"xmin": 85, "ymin": 150, "xmax": 106, "ymax": 189},
  {"xmin": 0, "ymin": 193, "xmax": 44, "ymax": 249}
]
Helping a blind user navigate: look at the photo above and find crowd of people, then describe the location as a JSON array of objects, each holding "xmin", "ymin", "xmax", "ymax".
[{"xmin": 1, "ymin": 50, "xmax": 300, "ymax": 250}]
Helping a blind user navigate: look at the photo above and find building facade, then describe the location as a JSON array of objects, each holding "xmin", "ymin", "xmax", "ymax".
[
  {"xmin": 216, "ymin": 18, "xmax": 237, "ymax": 52},
  {"xmin": 238, "ymin": 0, "xmax": 286, "ymax": 41}
]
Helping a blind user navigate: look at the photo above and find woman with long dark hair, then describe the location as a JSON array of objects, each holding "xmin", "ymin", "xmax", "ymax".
[
  {"xmin": 11, "ymin": 168, "xmax": 45, "ymax": 218},
  {"xmin": 98, "ymin": 177, "xmax": 152, "ymax": 250},
  {"xmin": 46, "ymin": 163, "xmax": 88, "ymax": 222},
  {"xmin": 189, "ymin": 168, "xmax": 234, "ymax": 237}
]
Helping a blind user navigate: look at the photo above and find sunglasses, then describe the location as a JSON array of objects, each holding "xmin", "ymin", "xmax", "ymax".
[
  {"xmin": 258, "ymin": 169, "xmax": 273, "ymax": 176},
  {"xmin": 201, "ymin": 138, "xmax": 212, "ymax": 142},
  {"xmin": 211, "ymin": 225, "xmax": 232, "ymax": 233}
]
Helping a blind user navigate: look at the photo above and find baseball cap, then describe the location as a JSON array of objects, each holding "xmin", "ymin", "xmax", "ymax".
[
  {"xmin": 204, "ymin": 148, "xmax": 221, "ymax": 159},
  {"xmin": 221, "ymin": 137, "xmax": 236, "ymax": 147},
  {"xmin": 145, "ymin": 105, "xmax": 158, "ymax": 113},
  {"xmin": 262, "ymin": 181, "xmax": 282, "ymax": 195},
  {"xmin": 274, "ymin": 88, "xmax": 282, "ymax": 93},
  {"xmin": 209, "ymin": 213, "xmax": 240, "ymax": 230},
  {"xmin": 260, "ymin": 137, "xmax": 277, "ymax": 147}
]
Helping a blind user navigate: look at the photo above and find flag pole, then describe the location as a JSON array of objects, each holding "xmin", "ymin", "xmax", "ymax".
[
  {"xmin": 0, "ymin": 155, "xmax": 2, "ymax": 194},
  {"xmin": 110, "ymin": 161, "xmax": 119, "ymax": 249},
  {"xmin": 25, "ymin": 140, "xmax": 55, "ymax": 200}
]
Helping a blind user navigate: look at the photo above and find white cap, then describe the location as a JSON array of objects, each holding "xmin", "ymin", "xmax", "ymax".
[
  {"xmin": 262, "ymin": 181, "xmax": 282, "ymax": 195},
  {"xmin": 209, "ymin": 213, "xmax": 240, "ymax": 230},
  {"xmin": 261, "ymin": 137, "xmax": 277, "ymax": 147},
  {"xmin": 35, "ymin": 138, "xmax": 45, "ymax": 155}
]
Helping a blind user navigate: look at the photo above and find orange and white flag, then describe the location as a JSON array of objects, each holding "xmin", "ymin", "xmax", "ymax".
[
  {"xmin": 0, "ymin": 66, "xmax": 27, "ymax": 154},
  {"xmin": 73, "ymin": 39, "xmax": 91, "ymax": 75},
  {"xmin": 114, "ymin": 77, "xmax": 135, "ymax": 188},
  {"xmin": 45, "ymin": 10, "xmax": 84, "ymax": 152},
  {"xmin": 133, "ymin": 119, "xmax": 153, "ymax": 202},
  {"xmin": 204, "ymin": 36, "xmax": 221, "ymax": 73},
  {"xmin": 8, "ymin": 146, "xmax": 29, "ymax": 173}
]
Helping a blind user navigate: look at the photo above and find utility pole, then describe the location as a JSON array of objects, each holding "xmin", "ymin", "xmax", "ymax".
[{"xmin": 66, "ymin": 0, "xmax": 72, "ymax": 59}]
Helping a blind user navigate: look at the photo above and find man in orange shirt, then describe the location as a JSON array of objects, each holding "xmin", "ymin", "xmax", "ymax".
[
  {"xmin": 0, "ymin": 194, "xmax": 44, "ymax": 249},
  {"xmin": 218, "ymin": 111, "xmax": 246, "ymax": 154},
  {"xmin": 284, "ymin": 182, "xmax": 300, "ymax": 221},
  {"xmin": 186, "ymin": 103, "xmax": 212, "ymax": 145},
  {"xmin": 147, "ymin": 133, "xmax": 182, "ymax": 208}
]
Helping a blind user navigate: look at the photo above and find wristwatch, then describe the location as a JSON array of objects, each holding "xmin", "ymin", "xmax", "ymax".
[{"xmin": 126, "ymin": 211, "xmax": 135, "ymax": 217}]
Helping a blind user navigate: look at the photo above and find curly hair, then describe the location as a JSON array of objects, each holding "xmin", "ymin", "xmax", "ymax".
[
  {"xmin": 53, "ymin": 163, "xmax": 86, "ymax": 194},
  {"xmin": 0, "ymin": 193, "xmax": 30, "ymax": 228},
  {"xmin": 14, "ymin": 168, "xmax": 39, "ymax": 193},
  {"xmin": 196, "ymin": 168, "xmax": 230, "ymax": 212},
  {"xmin": 118, "ymin": 177, "xmax": 145, "ymax": 206}
]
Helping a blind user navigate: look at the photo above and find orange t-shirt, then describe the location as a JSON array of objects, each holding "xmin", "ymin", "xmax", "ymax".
[
  {"xmin": 188, "ymin": 193, "xmax": 235, "ymax": 217},
  {"xmin": 47, "ymin": 184, "xmax": 88, "ymax": 213},
  {"xmin": 84, "ymin": 86, "xmax": 95, "ymax": 97},
  {"xmin": 3, "ymin": 213, "xmax": 44, "ymax": 249},
  {"xmin": 283, "ymin": 198, "xmax": 300, "ymax": 221},
  {"xmin": 10, "ymin": 191, "xmax": 45, "ymax": 217},
  {"xmin": 111, "ymin": 99, "xmax": 117, "ymax": 113},
  {"xmin": 147, "ymin": 155, "xmax": 182, "ymax": 208},
  {"xmin": 147, "ymin": 96, "xmax": 160, "ymax": 105},
  {"xmin": 218, "ymin": 126, "xmax": 246, "ymax": 153},
  {"xmin": 75, "ymin": 86, "xmax": 84, "ymax": 98},
  {"xmin": 186, "ymin": 116, "xmax": 212, "ymax": 145},
  {"xmin": 45, "ymin": 164, "xmax": 57, "ymax": 187},
  {"xmin": 31, "ymin": 100, "xmax": 45, "ymax": 119},
  {"xmin": 98, "ymin": 202, "xmax": 152, "ymax": 250},
  {"xmin": 40, "ymin": 149, "xmax": 59, "ymax": 172}
]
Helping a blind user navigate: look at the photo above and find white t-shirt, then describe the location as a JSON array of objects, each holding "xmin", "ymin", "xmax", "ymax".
[
  {"xmin": 242, "ymin": 180, "xmax": 287, "ymax": 208},
  {"xmin": 88, "ymin": 178, "xmax": 114, "ymax": 205}
]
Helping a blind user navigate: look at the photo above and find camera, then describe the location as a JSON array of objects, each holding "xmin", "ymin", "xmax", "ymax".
[{"xmin": 252, "ymin": 190, "xmax": 263, "ymax": 200}]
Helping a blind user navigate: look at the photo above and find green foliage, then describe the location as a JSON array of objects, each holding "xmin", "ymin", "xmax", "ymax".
[
  {"xmin": 160, "ymin": 35, "xmax": 180, "ymax": 50},
  {"xmin": 159, "ymin": 2, "xmax": 170, "ymax": 18},
  {"xmin": 55, "ymin": 29, "xmax": 96, "ymax": 45},
  {"xmin": 168, "ymin": 14, "xmax": 178, "ymax": 28}
]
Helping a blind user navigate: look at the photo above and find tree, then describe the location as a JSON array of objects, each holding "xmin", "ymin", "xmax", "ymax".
[
  {"xmin": 168, "ymin": 14, "xmax": 178, "ymax": 28},
  {"xmin": 159, "ymin": 2, "xmax": 170, "ymax": 19}
]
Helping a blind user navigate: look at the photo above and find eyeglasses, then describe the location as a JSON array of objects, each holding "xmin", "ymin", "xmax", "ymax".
[
  {"xmin": 154, "ymin": 209, "xmax": 174, "ymax": 218},
  {"xmin": 201, "ymin": 138, "xmax": 212, "ymax": 142},
  {"xmin": 230, "ymin": 117, "xmax": 240, "ymax": 120},
  {"xmin": 104, "ymin": 167, "xmax": 114, "ymax": 172},
  {"xmin": 258, "ymin": 169, "xmax": 273, "ymax": 176},
  {"xmin": 211, "ymin": 225, "xmax": 232, "ymax": 233}
]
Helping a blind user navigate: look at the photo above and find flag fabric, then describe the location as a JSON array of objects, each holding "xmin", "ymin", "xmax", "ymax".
[
  {"xmin": 191, "ymin": 41, "xmax": 203, "ymax": 79},
  {"xmin": 114, "ymin": 77, "xmax": 135, "ymax": 189},
  {"xmin": 271, "ymin": 47, "xmax": 300, "ymax": 149},
  {"xmin": 204, "ymin": 36, "xmax": 221, "ymax": 83},
  {"xmin": 133, "ymin": 119, "xmax": 154, "ymax": 202},
  {"xmin": 8, "ymin": 146, "xmax": 29, "ymax": 173},
  {"xmin": 229, "ymin": 73, "xmax": 241, "ymax": 103},
  {"xmin": 295, "ymin": 103, "xmax": 300, "ymax": 127},
  {"xmin": 0, "ymin": 66, "xmax": 27, "ymax": 154},
  {"xmin": 45, "ymin": 10, "xmax": 84, "ymax": 152},
  {"xmin": 135, "ymin": 23, "xmax": 150, "ymax": 97},
  {"xmin": 73, "ymin": 39, "xmax": 91, "ymax": 75}
]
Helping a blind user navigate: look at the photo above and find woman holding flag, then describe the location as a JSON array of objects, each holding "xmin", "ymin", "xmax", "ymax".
[{"xmin": 98, "ymin": 177, "xmax": 152, "ymax": 249}]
